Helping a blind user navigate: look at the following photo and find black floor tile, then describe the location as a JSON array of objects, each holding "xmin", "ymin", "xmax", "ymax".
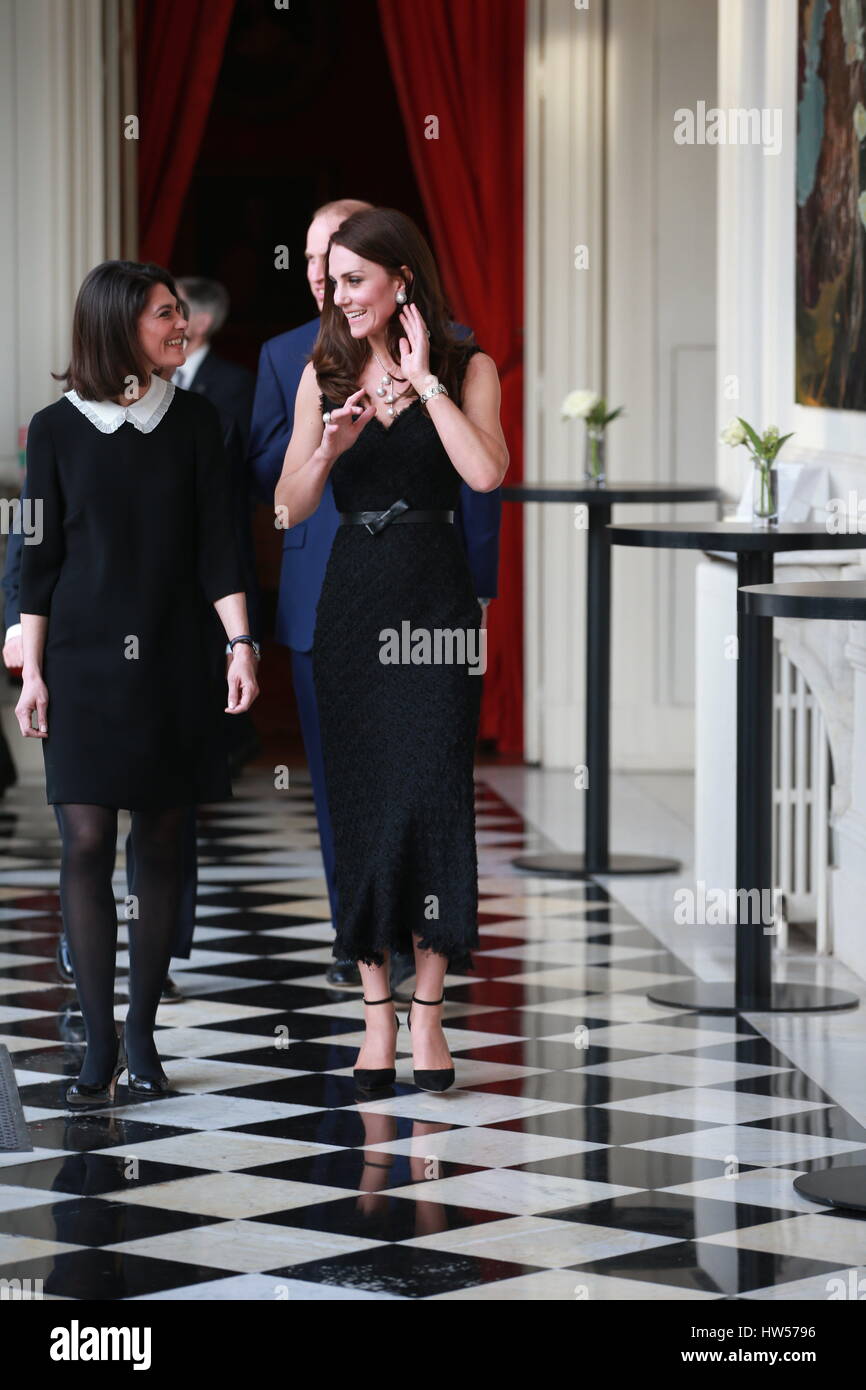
[
  {"xmin": 261, "ymin": 1193, "xmax": 504, "ymax": 1242},
  {"xmin": 545, "ymin": 1191, "xmax": 799, "ymax": 1241},
  {"xmin": 0, "ymin": 1249, "xmax": 235, "ymax": 1300},
  {"xmin": 573, "ymin": 1241, "xmax": 846, "ymax": 1296},
  {"xmin": 267, "ymin": 1243, "xmax": 539, "ymax": 1297},
  {"xmin": 0, "ymin": 1195, "xmax": 220, "ymax": 1246},
  {"xmin": 0, "ymin": 1152, "xmax": 211, "ymax": 1195}
]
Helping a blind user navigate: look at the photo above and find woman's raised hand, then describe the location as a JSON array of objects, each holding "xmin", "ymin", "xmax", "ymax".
[
  {"xmin": 398, "ymin": 304, "xmax": 432, "ymax": 388},
  {"xmin": 320, "ymin": 388, "xmax": 375, "ymax": 462}
]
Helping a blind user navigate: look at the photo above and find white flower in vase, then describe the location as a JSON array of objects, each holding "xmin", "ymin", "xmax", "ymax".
[
  {"xmin": 720, "ymin": 417, "xmax": 747, "ymax": 447},
  {"xmin": 720, "ymin": 416, "xmax": 794, "ymax": 526},
  {"xmin": 562, "ymin": 389, "xmax": 625, "ymax": 483},
  {"xmin": 561, "ymin": 389, "xmax": 601, "ymax": 421}
]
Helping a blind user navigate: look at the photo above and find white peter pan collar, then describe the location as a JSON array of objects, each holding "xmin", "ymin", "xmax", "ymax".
[{"xmin": 64, "ymin": 372, "xmax": 175, "ymax": 434}]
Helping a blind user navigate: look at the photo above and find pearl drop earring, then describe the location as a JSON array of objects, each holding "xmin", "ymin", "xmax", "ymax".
[{"xmin": 395, "ymin": 288, "xmax": 407, "ymax": 305}]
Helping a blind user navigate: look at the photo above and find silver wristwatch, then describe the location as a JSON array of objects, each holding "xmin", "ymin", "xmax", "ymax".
[{"xmin": 226, "ymin": 635, "xmax": 261, "ymax": 660}]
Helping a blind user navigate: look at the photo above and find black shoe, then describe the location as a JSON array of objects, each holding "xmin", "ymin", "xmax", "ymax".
[
  {"xmin": 56, "ymin": 935, "xmax": 74, "ymax": 983},
  {"xmin": 407, "ymin": 993, "xmax": 454, "ymax": 1093},
  {"xmin": 66, "ymin": 1026, "xmax": 126, "ymax": 1109},
  {"xmin": 354, "ymin": 995, "xmax": 400, "ymax": 1091},
  {"xmin": 389, "ymin": 951, "xmax": 416, "ymax": 995},
  {"xmin": 160, "ymin": 975, "xmax": 183, "ymax": 1003},
  {"xmin": 327, "ymin": 959, "xmax": 362, "ymax": 986},
  {"xmin": 123, "ymin": 1025, "xmax": 170, "ymax": 1096}
]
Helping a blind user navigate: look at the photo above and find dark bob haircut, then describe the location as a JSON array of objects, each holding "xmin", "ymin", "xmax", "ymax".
[{"xmin": 57, "ymin": 260, "xmax": 182, "ymax": 401}]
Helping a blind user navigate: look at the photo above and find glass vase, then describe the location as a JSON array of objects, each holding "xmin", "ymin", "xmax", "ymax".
[
  {"xmin": 752, "ymin": 461, "xmax": 779, "ymax": 526},
  {"xmin": 584, "ymin": 426, "xmax": 606, "ymax": 484}
]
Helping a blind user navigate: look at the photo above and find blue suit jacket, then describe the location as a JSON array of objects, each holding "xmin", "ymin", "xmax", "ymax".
[{"xmin": 248, "ymin": 317, "xmax": 502, "ymax": 653}]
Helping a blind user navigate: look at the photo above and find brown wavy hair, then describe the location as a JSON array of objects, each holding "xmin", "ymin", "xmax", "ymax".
[{"xmin": 312, "ymin": 207, "xmax": 476, "ymax": 409}]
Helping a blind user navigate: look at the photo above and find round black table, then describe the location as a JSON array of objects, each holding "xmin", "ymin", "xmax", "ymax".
[
  {"xmin": 608, "ymin": 521, "xmax": 864, "ymax": 1014},
  {"xmin": 740, "ymin": 579, "xmax": 866, "ymax": 1213},
  {"xmin": 502, "ymin": 482, "xmax": 723, "ymax": 878}
]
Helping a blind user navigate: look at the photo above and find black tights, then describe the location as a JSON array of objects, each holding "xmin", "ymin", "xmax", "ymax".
[{"xmin": 56, "ymin": 803, "xmax": 187, "ymax": 1084}]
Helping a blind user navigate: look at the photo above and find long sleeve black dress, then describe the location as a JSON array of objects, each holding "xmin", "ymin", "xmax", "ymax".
[{"xmin": 19, "ymin": 379, "xmax": 242, "ymax": 810}]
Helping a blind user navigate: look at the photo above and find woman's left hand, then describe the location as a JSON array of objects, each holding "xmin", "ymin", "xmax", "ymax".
[
  {"xmin": 226, "ymin": 647, "xmax": 259, "ymax": 713},
  {"xmin": 398, "ymin": 304, "xmax": 432, "ymax": 389}
]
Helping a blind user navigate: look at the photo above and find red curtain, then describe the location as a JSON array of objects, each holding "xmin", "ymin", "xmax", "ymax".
[
  {"xmin": 135, "ymin": 0, "xmax": 236, "ymax": 266},
  {"xmin": 378, "ymin": 0, "xmax": 525, "ymax": 756}
]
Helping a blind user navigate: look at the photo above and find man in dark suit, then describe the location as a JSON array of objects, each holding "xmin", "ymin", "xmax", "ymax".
[
  {"xmin": 173, "ymin": 278, "xmax": 261, "ymax": 765},
  {"xmin": 248, "ymin": 199, "xmax": 502, "ymax": 991},
  {"xmin": 173, "ymin": 278, "xmax": 256, "ymax": 454}
]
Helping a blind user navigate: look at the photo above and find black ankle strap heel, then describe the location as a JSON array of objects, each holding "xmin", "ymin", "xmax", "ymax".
[
  {"xmin": 407, "ymin": 994, "xmax": 454, "ymax": 1094},
  {"xmin": 353, "ymin": 994, "xmax": 400, "ymax": 1092}
]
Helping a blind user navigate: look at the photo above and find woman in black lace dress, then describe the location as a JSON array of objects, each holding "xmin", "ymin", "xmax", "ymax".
[{"xmin": 276, "ymin": 209, "xmax": 508, "ymax": 1092}]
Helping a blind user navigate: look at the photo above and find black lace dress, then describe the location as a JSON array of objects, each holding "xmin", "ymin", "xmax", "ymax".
[{"xmin": 312, "ymin": 349, "xmax": 484, "ymax": 965}]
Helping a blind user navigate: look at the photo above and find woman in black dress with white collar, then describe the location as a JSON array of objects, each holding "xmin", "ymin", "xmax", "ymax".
[{"xmin": 17, "ymin": 260, "xmax": 259, "ymax": 1106}]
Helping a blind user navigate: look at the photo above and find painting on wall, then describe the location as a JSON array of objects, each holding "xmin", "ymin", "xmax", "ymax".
[{"xmin": 797, "ymin": 0, "xmax": 866, "ymax": 408}]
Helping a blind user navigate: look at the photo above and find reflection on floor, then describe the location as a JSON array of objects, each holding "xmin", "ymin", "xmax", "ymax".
[{"xmin": 0, "ymin": 771, "xmax": 865, "ymax": 1301}]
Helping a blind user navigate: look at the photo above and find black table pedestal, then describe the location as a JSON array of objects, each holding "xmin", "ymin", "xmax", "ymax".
[
  {"xmin": 793, "ymin": 1166, "xmax": 866, "ymax": 1211},
  {"xmin": 511, "ymin": 502, "xmax": 680, "ymax": 880},
  {"xmin": 512, "ymin": 850, "xmax": 681, "ymax": 877},
  {"xmin": 645, "ymin": 549, "xmax": 857, "ymax": 1015},
  {"xmin": 645, "ymin": 978, "xmax": 858, "ymax": 1014},
  {"xmin": 737, "ymin": 576, "xmax": 866, "ymax": 1207}
]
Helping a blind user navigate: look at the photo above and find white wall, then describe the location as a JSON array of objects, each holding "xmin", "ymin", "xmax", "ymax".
[
  {"xmin": 716, "ymin": 0, "xmax": 866, "ymax": 979},
  {"xmin": 524, "ymin": 0, "xmax": 718, "ymax": 772},
  {"xmin": 717, "ymin": 0, "xmax": 866, "ymax": 480},
  {"xmin": 0, "ymin": 0, "xmax": 127, "ymax": 488}
]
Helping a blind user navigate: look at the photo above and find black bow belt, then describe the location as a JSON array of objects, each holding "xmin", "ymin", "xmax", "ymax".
[{"xmin": 340, "ymin": 500, "xmax": 455, "ymax": 535}]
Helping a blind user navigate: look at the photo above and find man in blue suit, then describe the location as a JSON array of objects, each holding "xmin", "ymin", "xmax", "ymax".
[{"xmin": 248, "ymin": 198, "xmax": 502, "ymax": 990}]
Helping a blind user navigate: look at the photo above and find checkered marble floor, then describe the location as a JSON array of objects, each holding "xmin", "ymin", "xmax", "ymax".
[{"xmin": 1, "ymin": 771, "xmax": 865, "ymax": 1302}]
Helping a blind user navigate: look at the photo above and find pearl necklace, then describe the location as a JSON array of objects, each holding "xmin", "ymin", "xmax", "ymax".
[{"xmin": 371, "ymin": 348, "xmax": 409, "ymax": 418}]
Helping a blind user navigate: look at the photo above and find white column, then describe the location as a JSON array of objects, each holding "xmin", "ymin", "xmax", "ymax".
[
  {"xmin": 607, "ymin": 0, "xmax": 717, "ymax": 761},
  {"xmin": 715, "ymin": 0, "xmax": 866, "ymax": 981},
  {"xmin": 716, "ymin": 0, "xmax": 797, "ymax": 495},
  {"xmin": 524, "ymin": 0, "xmax": 606, "ymax": 767},
  {"xmin": 834, "ymin": 626, "xmax": 866, "ymax": 981},
  {"xmin": 524, "ymin": 0, "xmax": 717, "ymax": 771},
  {"xmin": 0, "ymin": 0, "xmax": 130, "ymax": 487}
]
